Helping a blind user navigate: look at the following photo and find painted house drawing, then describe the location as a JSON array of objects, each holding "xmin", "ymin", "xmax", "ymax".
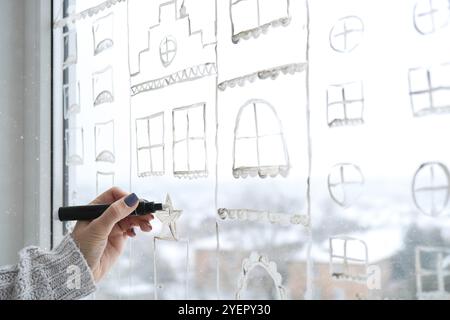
[
  {"xmin": 130, "ymin": 0, "xmax": 217, "ymax": 181},
  {"xmin": 56, "ymin": 0, "xmax": 450, "ymax": 301},
  {"xmin": 215, "ymin": 0, "xmax": 311, "ymax": 299},
  {"xmin": 128, "ymin": 0, "xmax": 218, "ymax": 300}
]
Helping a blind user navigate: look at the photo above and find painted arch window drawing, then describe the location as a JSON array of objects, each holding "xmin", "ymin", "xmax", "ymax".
[
  {"xmin": 136, "ymin": 112, "xmax": 165, "ymax": 177},
  {"xmin": 408, "ymin": 64, "xmax": 450, "ymax": 117},
  {"xmin": 63, "ymin": 29, "xmax": 77, "ymax": 67},
  {"xmin": 63, "ymin": 81, "xmax": 80, "ymax": 120},
  {"xmin": 415, "ymin": 246, "xmax": 450, "ymax": 299},
  {"xmin": 65, "ymin": 127, "xmax": 84, "ymax": 166},
  {"xmin": 412, "ymin": 162, "xmax": 450, "ymax": 217},
  {"xmin": 236, "ymin": 252, "xmax": 287, "ymax": 300},
  {"xmin": 327, "ymin": 81, "xmax": 365, "ymax": 127},
  {"xmin": 328, "ymin": 163, "xmax": 365, "ymax": 208},
  {"xmin": 96, "ymin": 171, "xmax": 115, "ymax": 195},
  {"xmin": 230, "ymin": 0, "xmax": 291, "ymax": 44},
  {"xmin": 160, "ymin": 36, "xmax": 177, "ymax": 67},
  {"xmin": 92, "ymin": 13, "xmax": 114, "ymax": 55},
  {"xmin": 172, "ymin": 103, "xmax": 208, "ymax": 179},
  {"xmin": 233, "ymin": 99, "xmax": 290, "ymax": 179},
  {"xmin": 95, "ymin": 120, "xmax": 115, "ymax": 163},
  {"xmin": 92, "ymin": 66, "xmax": 114, "ymax": 106},
  {"xmin": 330, "ymin": 236, "xmax": 369, "ymax": 283},
  {"xmin": 329, "ymin": 16, "xmax": 364, "ymax": 53},
  {"xmin": 413, "ymin": 0, "xmax": 450, "ymax": 35}
]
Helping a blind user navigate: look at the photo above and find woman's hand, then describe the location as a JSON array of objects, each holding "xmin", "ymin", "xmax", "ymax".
[{"xmin": 71, "ymin": 187, "xmax": 154, "ymax": 282}]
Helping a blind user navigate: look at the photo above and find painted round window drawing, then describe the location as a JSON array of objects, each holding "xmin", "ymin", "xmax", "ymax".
[
  {"xmin": 328, "ymin": 163, "xmax": 365, "ymax": 207},
  {"xmin": 159, "ymin": 36, "xmax": 177, "ymax": 67},
  {"xmin": 413, "ymin": 0, "xmax": 450, "ymax": 35},
  {"xmin": 329, "ymin": 16, "xmax": 364, "ymax": 53},
  {"xmin": 412, "ymin": 162, "xmax": 450, "ymax": 217},
  {"xmin": 233, "ymin": 99, "xmax": 290, "ymax": 179}
]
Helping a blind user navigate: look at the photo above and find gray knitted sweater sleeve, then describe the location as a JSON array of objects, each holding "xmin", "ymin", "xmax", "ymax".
[{"xmin": 0, "ymin": 234, "xmax": 96, "ymax": 300}]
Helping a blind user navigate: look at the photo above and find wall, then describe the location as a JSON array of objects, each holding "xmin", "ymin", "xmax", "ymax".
[
  {"xmin": 0, "ymin": 0, "xmax": 51, "ymax": 265},
  {"xmin": 0, "ymin": 0, "xmax": 25, "ymax": 265}
]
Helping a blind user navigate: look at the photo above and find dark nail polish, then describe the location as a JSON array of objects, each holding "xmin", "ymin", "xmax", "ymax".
[
  {"xmin": 124, "ymin": 193, "xmax": 139, "ymax": 207},
  {"xmin": 130, "ymin": 228, "xmax": 136, "ymax": 237}
]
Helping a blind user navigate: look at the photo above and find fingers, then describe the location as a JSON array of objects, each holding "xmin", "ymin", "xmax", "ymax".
[
  {"xmin": 125, "ymin": 228, "xmax": 136, "ymax": 238},
  {"xmin": 129, "ymin": 214, "xmax": 154, "ymax": 224},
  {"xmin": 90, "ymin": 187, "xmax": 128, "ymax": 205},
  {"xmin": 91, "ymin": 193, "xmax": 140, "ymax": 235},
  {"xmin": 118, "ymin": 215, "xmax": 154, "ymax": 233},
  {"xmin": 138, "ymin": 220, "xmax": 152, "ymax": 232}
]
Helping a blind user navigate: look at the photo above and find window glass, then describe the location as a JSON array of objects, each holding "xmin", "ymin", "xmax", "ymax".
[{"xmin": 54, "ymin": 0, "xmax": 450, "ymax": 300}]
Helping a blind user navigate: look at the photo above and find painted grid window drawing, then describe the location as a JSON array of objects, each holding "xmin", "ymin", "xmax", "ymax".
[
  {"xmin": 408, "ymin": 64, "xmax": 450, "ymax": 117},
  {"xmin": 92, "ymin": 66, "xmax": 114, "ymax": 106},
  {"xmin": 95, "ymin": 120, "xmax": 115, "ymax": 163},
  {"xmin": 416, "ymin": 247, "xmax": 450, "ymax": 299},
  {"xmin": 328, "ymin": 163, "xmax": 365, "ymax": 208},
  {"xmin": 413, "ymin": 0, "xmax": 450, "ymax": 35},
  {"xmin": 327, "ymin": 82, "xmax": 364, "ymax": 127},
  {"xmin": 233, "ymin": 99, "xmax": 290, "ymax": 179},
  {"xmin": 412, "ymin": 162, "xmax": 450, "ymax": 217},
  {"xmin": 93, "ymin": 13, "xmax": 114, "ymax": 55},
  {"xmin": 329, "ymin": 16, "xmax": 364, "ymax": 53},
  {"xmin": 65, "ymin": 127, "xmax": 84, "ymax": 166},
  {"xmin": 230, "ymin": 0, "xmax": 291, "ymax": 44},
  {"xmin": 136, "ymin": 112, "xmax": 165, "ymax": 177},
  {"xmin": 172, "ymin": 103, "xmax": 207, "ymax": 179},
  {"xmin": 330, "ymin": 237, "xmax": 369, "ymax": 283}
]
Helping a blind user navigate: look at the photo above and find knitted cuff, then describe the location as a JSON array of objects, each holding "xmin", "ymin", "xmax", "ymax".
[
  {"xmin": 48, "ymin": 234, "xmax": 97, "ymax": 300},
  {"xmin": 22, "ymin": 234, "xmax": 97, "ymax": 300}
]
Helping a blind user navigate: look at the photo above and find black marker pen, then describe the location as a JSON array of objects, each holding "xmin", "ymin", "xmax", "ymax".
[{"xmin": 55, "ymin": 199, "xmax": 163, "ymax": 221}]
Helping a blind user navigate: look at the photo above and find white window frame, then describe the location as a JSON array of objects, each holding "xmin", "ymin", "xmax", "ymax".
[
  {"xmin": 52, "ymin": 0, "xmax": 71, "ymax": 246},
  {"xmin": 22, "ymin": 0, "xmax": 53, "ymax": 249}
]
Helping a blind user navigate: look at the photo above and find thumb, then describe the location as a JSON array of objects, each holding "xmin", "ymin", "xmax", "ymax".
[{"xmin": 91, "ymin": 193, "xmax": 139, "ymax": 235}]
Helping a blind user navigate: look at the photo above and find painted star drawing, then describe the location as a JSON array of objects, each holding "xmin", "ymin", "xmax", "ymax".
[{"xmin": 154, "ymin": 194, "xmax": 182, "ymax": 241}]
